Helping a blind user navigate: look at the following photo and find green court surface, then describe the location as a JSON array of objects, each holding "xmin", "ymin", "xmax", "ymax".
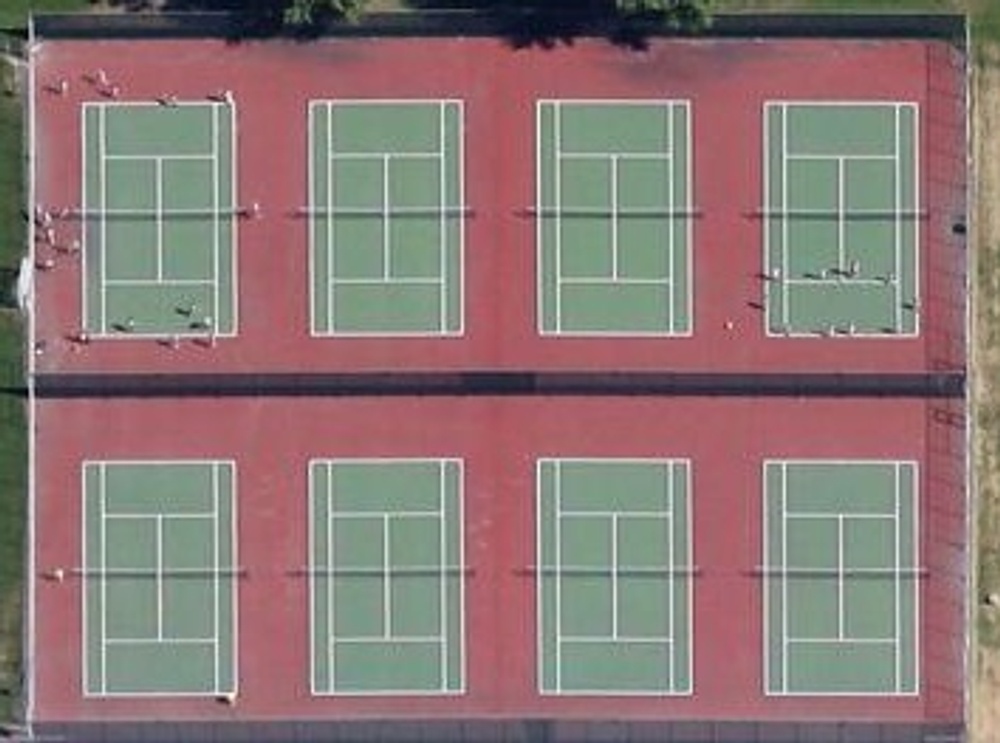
[
  {"xmin": 82, "ymin": 103, "xmax": 236, "ymax": 337},
  {"xmin": 763, "ymin": 460, "xmax": 918, "ymax": 695},
  {"xmin": 764, "ymin": 103, "xmax": 919, "ymax": 337},
  {"xmin": 537, "ymin": 460, "xmax": 691, "ymax": 694},
  {"xmin": 309, "ymin": 459, "xmax": 464, "ymax": 694},
  {"xmin": 537, "ymin": 101, "xmax": 691, "ymax": 336},
  {"xmin": 309, "ymin": 101, "xmax": 464, "ymax": 336},
  {"xmin": 82, "ymin": 461, "xmax": 236, "ymax": 696}
]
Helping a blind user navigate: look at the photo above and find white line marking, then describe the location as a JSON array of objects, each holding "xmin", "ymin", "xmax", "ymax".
[
  {"xmin": 894, "ymin": 461, "xmax": 902, "ymax": 691},
  {"xmin": 610, "ymin": 155, "xmax": 619, "ymax": 280},
  {"xmin": 212, "ymin": 464, "xmax": 220, "ymax": 692},
  {"xmin": 611, "ymin": 513, "xmax": 619, "ymax": 639},
  {"xmin": 326, "ymin": 462, "xmax": 336, "ymax": 691},
  {"xmin": 156, "ymin": 515, "xmax": 164, "ymax": 641},
  {"xmin": 781, "ymin": 461, "xmax": 788, "ymax": 693},
  {"xmin": 554, "ymin": 103, "xmax": 563, "ymax": 332},
  {"xmin": 666, "ymin": 103, "xmax": 675, "ymax": 331},
  {"xmin": 837, "ymin": 157, "xmax": 845, "ymax": 275},
  {"xmin": 382, "ymin": 155, "xmax": 391, "ymax": 281},
  {"xmin": 554, "ymin": 460, "xmax": 562, "ymax": 692},
  {"xmin": 438, "ymin": 103, "xmax": 447, "ymax": 331},
  {"xmin": 326, "ymin": 103, "xmax": 335, "ymax": 333},
  {"xmin": 100, "ymin": 464, "xmax": 108, "ymax": 694},
  {"xmin": 837, "ymin": 514, "xmax": 845, "ymax": 640},
  {"xmin": 383, "ymin": 515, "xmax": 391, "ymax": 638},
  {"xmin": 781, "ymin": 105, "xmax": 790, "ymax": 328},
  {"xmin": 211, "ymin": 104, "xmax": 220, "ymax": 336},
  {"xmin": 100, "ymin": 106, "xmax": 108, "ymax": 333},
  {"xmin": 438, "ymin": 460, "xmax": 447, "ymax": 689}
]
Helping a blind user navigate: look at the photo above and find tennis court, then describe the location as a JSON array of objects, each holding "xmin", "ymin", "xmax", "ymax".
[
  {"xmin": 309, "ymin": 459, "xmax": 465, "ymax": 694},
  {"xmin": 308, "ymin": 101, "xmax": 464, "ymax": 336},
  {"xmin": 82, "ymin": 102, "xmax": 237, "ymax": 338},
  {"xmin": 763, "ymin": 460, "xmax": 919, "ymax": 695},
  {"xmin": 536, "ymin": 459, "xmax": 691, "ymax": 694},
  {"xmin": 537, "ymin": 101, "xmax": 692, "ymax": 336},
  {"xmin": 764, "ymin": 102, "xmax": 919, "ymax": 337},
  {"xmin": 82, "ymin": 461, "xmax": 237, "ymax": 696}
]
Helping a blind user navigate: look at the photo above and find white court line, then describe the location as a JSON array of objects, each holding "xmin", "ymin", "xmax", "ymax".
[
  {"xmin": 456, "ymin": 460, "xmax": 467, "ymax": 692},
  {"xmin": 104, "ymin": 512, "xmax": 215, "ymax": 521},
  {"xmin": 610, "ymin": 155, "xmax": 619, "ymax": 280},
  {"xmin": 438, "ymin": 461, "xmax": 448, "ymax": 689},
  {"xmin": 307, "ymin": 463, "xmax": 316, "ymax": 693},
  {"xmin": 104, "ymin": 278, "xmax": 214, "ymax": 287},
  {"xmin": 317, "ymin": 458, "xmax": 463, "ymax": 694},
  {"xmin": 664, "ymin": 463, "xmax": 675, "ymax": 690},
  {"xmin": 382, "ymin": 515, "xmax": 391, "ymax": 638},
  {"xmin": 456, "ymin": 101, "xmax": 467, "ymax": 337},
  {"xmin": 156, "ymin": 516, "xmax": 164, "ymax": 641},
  {"xmin": 104, "ymin": 637, "xmax": 216, "ymax": 646},
  {"xmin": 912, "ymin": 103, "xmax": 921, "ymax": 338},
  {"xmin": 334, "ymin": 636, "xmax": 444, "ymax": 644},
  {"xmin": 562, "ymin": 636, "xmax": 676, "ymax": 643},
  {"xmin": 837, "ymin": 514, "xmax": 845, "ymax": 640},
  {"xmin": 104, "ymin": 153, "xmax": 216, "ymax": 162},
  {"xmin": 762, "ymin": 104, "xmax": 771, "ymax": 334},
  {"xmin": 155, "ymin": 159, "xmax": 164, "ymax": 282},
  {"xmin": 554, "ymin": 103, "xmax": 563, "ymax": 332},
  {"xmin": 781, "ymin": 105, "xmax": 790, "ymax": 329},
  {"xmin": 894, "ymin": 105, "xmax": 903, "ymax": 333},
  {"xmin": 666, "ymin": 104, "xmax": 675, "ymax": 332},
  {"xmin": 326, "ymin": 103, "xmax": 335, "ymax": 333},
  {"xmin": 786, "ymin": 153, "xmax": 898, "ymax": 162},
  {"xmin": 330, "ymin": 151, "xmax": 441, "ymax": 160},
  {"xmin": 837, "ymin": 157, "xmax": 845, "ymax": 274},
  {"xmin": 212, "ymin": 464, "xmax": 220, "ymax": 692},
  {"xmin": 99, "ymin": 464, "xmax": 108, "ymax": 694},
  {"xmin": 559, "ymin": 151, "xmax": 673, "ymax": 160},
  {"xmin": 540, "ymin": 459, "xmax": 685, "ymax": 694},
  {"xmin": 554, "ymin": 461, "xmax": 563, "ymax": 692},
  {"xmin": 785, "ymin": 511, "xmax": 896, "ymax": 520},
  {"xmin": 330, "ymin": 277, "xmax": 443, "ymax": 286},
  {"xmin": 911, "ymin": 460, "xmax": 920, "ymax": 693},
  {"xmin": 326, "ymin": 462, "xmax": 336, "ymax": 691},
  {"xmin": 211, "ymin": 104, "xmax": 220, "ymax": 338},
  {"xmin": 382, "ymin": 155, "xmax": 391, "ymax": 281},
  {"xmin": 894, "ymin": 461, "xmax": 902, "ymax": 691},
  {"xmin": 559, "ymin": 509, "xmax": 673, "ymax": 518},
  {"xmin": 330, "ymin": 509, "xmax": 440, "ymax": 519},
  {"xmin": 781, "ymin": 462, "xmax": 789, "ymax": 693},
  {"xmin": 787, "ymin": 637, "xmax": 896, "ymax": 645},
  {"xmin": 438, "ymin": 103, "xmax": 447, "ymax": 332},
  {"xmin": 307, "ymin": 103, "xmax": 316, "ymax": 335},
  {"xmin": 611, "ymin": 514, "xmax": 619, "ymax": 640},
  {"xmin": 761, "ymin": 463, "xmax": 771, "ymax": 692},
  {"xmin": 100, "ymin": 106, "xmax": 108, "ymax": 334},
  {"xmin": 560, "ymin": 277, "xmax": 672, "ymax": 286}
]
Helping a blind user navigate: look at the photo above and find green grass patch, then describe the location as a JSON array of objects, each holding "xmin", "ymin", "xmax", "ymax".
[
  {"xmin": 0, "ymin": 312, "xmax": 25, "ymax": 722},
  {"xmin": 0, "ymin": 57, "xmax": 25, "ymax": 723},
  {"xmin": 0, "ymin": 0, "xmax": 91, "ymax": 30}
]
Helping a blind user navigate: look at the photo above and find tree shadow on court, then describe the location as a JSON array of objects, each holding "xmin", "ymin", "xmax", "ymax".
[
  {"xmin": 90, "ymin": 0, "xmax": 708, "ymax": 44},
  {"xmin": 401, "ymin": 1, "xmax": 710, "ymax": 50}
]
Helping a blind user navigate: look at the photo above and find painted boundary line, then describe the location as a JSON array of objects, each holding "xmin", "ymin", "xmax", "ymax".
[
  {"xmin": 763, "ymin": 101, "xmax": 920, "ymax": 340},
  {"xmin": 762, "ymin": 459, "xmax": 920, "ymax": 696},
  {"xmin": 24, "ymin": 15, "xmax": 38, "ymax": 736},
  {"xmin": 80, "ymin": 102, "xmax": 237, "ymax": 339},
  {"xmin": 536, "ymin": 458, "xmax": 692, "ymax": 696},
  {"xmin": 308, "ymin": 458, "xmax": 465, "ymax": 696},
  {"xmin": 536, "ymin": 100, "xmax": 692, "ymax": 338},
  {"xmin": 80, "ymin": 460, "xmax": 237, "ymax": 698},
  {"xmin": 309, "ymin": 99, "xmax": 464, "ymax": 338}
]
